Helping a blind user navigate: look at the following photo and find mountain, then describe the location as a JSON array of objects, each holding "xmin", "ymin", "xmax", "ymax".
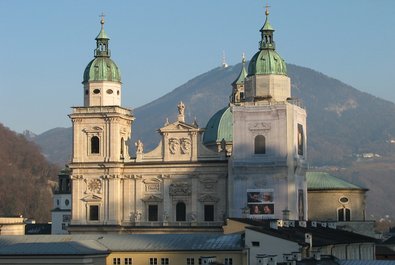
[
  {"xmin": 33, "ymin": 63, "xmax": 395, "ymax": 218},
  {"xmin": 0, "ymin": 123, "xmax": 59, "ymax": 222}
]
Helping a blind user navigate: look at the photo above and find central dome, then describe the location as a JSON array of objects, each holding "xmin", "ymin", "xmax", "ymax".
[
  {"xmin": 83, "ymin": 57, "xmax": 121, "ymax": 83},
  {"xmin": 203, "ymin": 107, "xmax": 233, "ymax": 145}
]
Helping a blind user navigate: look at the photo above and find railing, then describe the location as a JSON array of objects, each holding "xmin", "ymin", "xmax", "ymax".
[{"xmin": 71, "ymin": 106, "xmax": 133, "ymax": 116}]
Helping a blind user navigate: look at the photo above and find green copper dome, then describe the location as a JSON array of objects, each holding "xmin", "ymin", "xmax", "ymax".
[
  {"xmin": 82, "ymin": 17, "xmax": 121, "ymax": 83},
  {"xmin": 83, "ymin": 58, "xmax": 121, "ymax": 83},
  {"xmin": 248, "ymin": 49, "xmax": 287, "ymax": 76},
  {"xmin": 203, "ymin": 107, "xmax": 233, "ymax": 145},
  {"xmin": 247, "ymin": 8, "xmax": 287, "ymax": 76}
]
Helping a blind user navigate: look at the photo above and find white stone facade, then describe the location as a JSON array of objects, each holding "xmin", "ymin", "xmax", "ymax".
[{"xmin": 229, "ymin": 98, "xmax": 307, "ymax": 220}]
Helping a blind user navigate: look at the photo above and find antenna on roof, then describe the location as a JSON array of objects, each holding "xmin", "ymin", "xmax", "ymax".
[{"xmin": 222, "ymin": 50, "xmax": 229, "ymax": 69}]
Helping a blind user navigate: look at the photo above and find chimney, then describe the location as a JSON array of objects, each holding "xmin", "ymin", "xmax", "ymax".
[
  {"xmin": 268, "ymin": 256, "xmax": 277, "ymax": 265},
  {"xmin": 328, "ymin": 222, "xmax": 337, "ymax": 229},
  {"xmin": 312, "ymin": 251, "xmax": 321, "ymax": 261},
  {"xmin": 292, "ymin": 252, "xmax": 302, "ymax": 261},
  {"xmin": 305, "ymin": 233, "xmax": 312, "ymax": 257},
  {"xmin": 277, "ymin": 219, "xmax": 283, "ymax": 228},
  {"xmin": 298, "ymin": 221, "xmax": 306, "ymax": 227},
  {"xmin": 282, "ymin": 209, "xmax": 290, "ymax": 220}
]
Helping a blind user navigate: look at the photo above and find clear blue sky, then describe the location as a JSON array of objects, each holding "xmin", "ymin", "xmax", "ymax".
[{"xmin": 0, "ymin": 0, "xmax": 394, "ymax": 134}]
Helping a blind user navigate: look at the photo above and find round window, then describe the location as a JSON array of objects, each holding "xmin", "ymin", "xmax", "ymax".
[
  {"xmin": 93, "ymin": 89, "xmax": 100, "ymax": 94},
  {"xmin": 65, "ymin": 199, "xmax": 70, "ymax": 206},
  {"xmin": 339, "ymin": 196, "xmax": 349, "ymax": 204},
  {"xmin": 106, "ymin": 89, "xmax": 113, "ymax": 94}
]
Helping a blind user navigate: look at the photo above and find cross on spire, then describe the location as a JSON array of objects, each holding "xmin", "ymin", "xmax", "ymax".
[
  {"xmin": 99, "ymin": 12, "xmax": 105, "ymax": 27},
  {"xmin": 265, "ymin": 1, "xmax": 270, "ymax": 16}
]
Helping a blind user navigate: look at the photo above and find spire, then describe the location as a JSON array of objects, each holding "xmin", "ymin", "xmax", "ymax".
[
  {"xmin": 94, "ymin": 13, "xmax": 111, "ymax": 58},
  {"xmin": 259, "ymin": 5, "xmax": 275, "ymax": 50},
  {"xmin": 232, "ymin": 53, "xmax": 247, "ymax": 86},
  {"xmin": 230, "ymin": 54, "xmax": 248, "ymax": 104}
]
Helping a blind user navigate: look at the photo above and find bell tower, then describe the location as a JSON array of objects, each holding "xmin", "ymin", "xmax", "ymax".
[
  {"xmin": 68, "ymin": 17, "xmax": 134, "ymax": 228},
  {"xmin": 69, "ymin": 16, "xmax": 134, "ymax": 164},
  {"xmin": 229, "ymin": 7, "xmax": 308, "ymax": 221}
]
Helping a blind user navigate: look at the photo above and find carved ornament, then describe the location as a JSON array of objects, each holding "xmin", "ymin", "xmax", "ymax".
[
  {"xmin": 248, "ymin": 122, "xmax": 271, "ymax": 131},
  {"xmin": 169, "ymin": 182, "xmax": 191, "ymax": 196},
  {"xmin": 168, "ymin": 137, "xmax": 191, "ymax": 155},
  {"xmin": 86, "ymin": 179, "xmax": 102, "ymax": 194},
  {"xmin": 198, "ymin": 194, "xmax": 219, "ymax": 202}
]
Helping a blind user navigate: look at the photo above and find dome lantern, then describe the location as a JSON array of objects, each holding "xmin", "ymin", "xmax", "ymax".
[{"xmin": 247, "ymin": 7, "xmax": 287, "ymax": 76}]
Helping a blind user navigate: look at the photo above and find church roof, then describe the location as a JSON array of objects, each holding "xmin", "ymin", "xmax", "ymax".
[{"xmin": 307, "ymin": 172, "xmax": 367, "ymax": 191}]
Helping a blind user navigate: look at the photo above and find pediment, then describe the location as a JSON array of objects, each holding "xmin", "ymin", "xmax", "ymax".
[
  {"xmin": 198, "ymin": 194, "xmax": 220, "ymax": 202},
  {"xmin": 141, "ymin": 194, "xmax": 163, "ymax": 202},
  {"xmin": 81, "ymin": 194, "xmax": 102, "ymax": 202},
  {"xmin": 143, "ymin": 178, "xmax": 162, "ymax": 184},
  {"xmin": 160, "ymin": 121, "xmax": 200, "ymax": 133},
  {"xmin": 199, "ymin": 177, "xmax": 218, "ymax": 183}
]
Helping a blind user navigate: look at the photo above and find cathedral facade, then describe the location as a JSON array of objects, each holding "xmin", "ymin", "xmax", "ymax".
[{"xmin": 67, "ymin": 10, "xmax": 308, "ymax": 233}]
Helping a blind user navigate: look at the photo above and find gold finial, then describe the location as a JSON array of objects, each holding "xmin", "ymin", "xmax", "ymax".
[
  {"xmin": 99, "ymin": 12, "xmax": 105, "ymax": 28},
  {"xmin": 265, "ymin": 1, "xmax": 270, "ymax": 16}
]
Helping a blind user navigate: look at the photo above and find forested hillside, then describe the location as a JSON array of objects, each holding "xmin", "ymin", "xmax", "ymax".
[{"xmin": 0, "ymin": 123, "xmax": 59, "ymax": 222}]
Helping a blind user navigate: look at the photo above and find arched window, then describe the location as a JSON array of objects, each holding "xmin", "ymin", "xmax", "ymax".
[
  {"xmin": 120, "ymin": 138, "xmax": 124, "ymax": 158},
  {"xmin": 254, "ymin": 135, "xmax": 266, "ymax": 154},
  {"xmin": 338, "ymin": 207, "xmax": 351, "ymax": 221},
  {"xmin": 91, "ymin": 136, "xmax": 100, "ymax": 154},
  {"xmin": 298, "ymin": 124, "xmax": 304, "ymax": 155},
  {"xmin": 176, "ymin": 202, "xmax": 186, "ymax": 221}
]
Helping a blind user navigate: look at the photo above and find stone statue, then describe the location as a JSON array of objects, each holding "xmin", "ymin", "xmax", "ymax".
[
  {"xmin": 177, "ymin": 101, "xmax": 185, "ymax": 116},
  {"xmin": 135, "ymin": 139, "xmax": 143, "ymax": 154}
]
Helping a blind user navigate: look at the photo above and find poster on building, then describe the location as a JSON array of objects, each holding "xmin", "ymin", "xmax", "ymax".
[{"xmin": 247, "ymin": 189, "xmax": 274, "ymax": 216}]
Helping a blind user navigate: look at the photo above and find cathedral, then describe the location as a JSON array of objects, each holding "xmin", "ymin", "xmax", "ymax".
[{"xmin": 62, "ymin": 9, "xmax": 308, "ymax": 233}]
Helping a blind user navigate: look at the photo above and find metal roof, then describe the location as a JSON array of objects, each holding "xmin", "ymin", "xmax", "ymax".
[
  {"xmin": 339, "ymin": 261, "xmax": 395, "ymax": 265},
  {"xmin": 0, "ymin": 233, "xmax": 242, "ymax": 255},
  {"xmin": 307, "ymin": 172, "xmax": 366, "ymax": 190}
]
